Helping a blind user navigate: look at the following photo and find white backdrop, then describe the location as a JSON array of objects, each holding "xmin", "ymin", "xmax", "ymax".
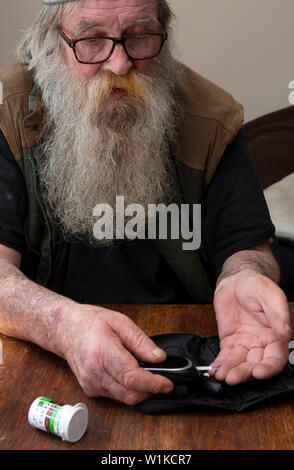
[{"xmin": 0, "ymin": 0, "xmax": 293, "ymax": 121}]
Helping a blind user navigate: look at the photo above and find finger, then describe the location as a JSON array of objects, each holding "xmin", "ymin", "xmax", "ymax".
[
  {"xmin": 246, "ymin": 347, "xmax": 264, "ymax": 363},
  {"xmin": 211, "ymin": 345, "xmax": 248, "ymax": 381},
  {"xmin": 102, "ymin": 336, "xmax": 174, "ymax": 395},
  {"xmin": 209, "ymin": 346, "xmax": 264, "ymax": 381},
  {"xmin": 76, "ymin": 358, "xmax": 152, "ymax": 404},
  {"xmin": 223, "ymin": 347, "xmax": 265, "ymax": 384},
  {"xmin": 109, "ymin": 313, "xmax": 167, "ymax": 362},
  {"xmin": 209, "ymin": 344, "xmax": 235, "ymax": 377},
  {"xmin": 118, "ymin": 366, "xmax": 175, "ymax": 395},
  {"xmin": 258, "ymin": 283, "xmax": 292, "ymax": 341},
  {"xmin": 252, "ymin": 341, "xmax": 289, "ymax": 379},
  {"xmin": 224, "ymin": 362, "xmax": 257, "ymax": 385},
  {"xmin": 97, "ymin": 372, "xmax": 152, "ymax": 405}
]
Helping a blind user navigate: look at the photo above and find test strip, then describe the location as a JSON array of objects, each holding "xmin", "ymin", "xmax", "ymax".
[{"xmin": 196, "ymin": 366, "xmax": 219, "ymax": 371}]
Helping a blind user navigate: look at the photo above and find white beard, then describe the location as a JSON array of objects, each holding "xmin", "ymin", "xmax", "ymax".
[{"xmin": 34, "ymin": 47, "xmax": 179, "ymax": 245}]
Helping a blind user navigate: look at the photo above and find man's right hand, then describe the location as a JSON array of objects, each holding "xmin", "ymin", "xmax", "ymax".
[
  {"xmin": 59, "ymin": 305, "xmax": 174, "ymax": 405},
  {"xmin": 0, "ymin": 245, "xmax": 173, "ymax": 405}
]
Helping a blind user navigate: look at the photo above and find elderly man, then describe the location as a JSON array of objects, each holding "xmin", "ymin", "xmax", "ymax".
[{"xmin": 0, "ymin": 0, "xmax": 291, "ymax": 405}]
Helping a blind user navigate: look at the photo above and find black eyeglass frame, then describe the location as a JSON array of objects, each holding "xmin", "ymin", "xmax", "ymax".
[{"xmin": 58, "ymin": 28, "xmax": 168, "ymax": 65}]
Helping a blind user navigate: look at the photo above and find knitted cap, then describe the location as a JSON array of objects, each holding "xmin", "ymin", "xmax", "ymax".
[{"xmin": 43, "ymin": 0, "xmax": 76, "ymax": 5}]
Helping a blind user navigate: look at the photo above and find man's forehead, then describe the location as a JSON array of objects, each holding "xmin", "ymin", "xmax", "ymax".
[{"xmin": 62, "ymin": 0, "xmax": 159, "ymax": 30}]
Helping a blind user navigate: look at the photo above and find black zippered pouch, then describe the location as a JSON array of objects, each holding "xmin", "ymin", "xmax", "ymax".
[{"xmin": 136, "ymin": 333, "xmax": 294, "ymax": 414}]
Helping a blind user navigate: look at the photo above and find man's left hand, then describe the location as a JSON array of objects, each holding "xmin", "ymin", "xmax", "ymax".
[{"xmin": 210, "ymin": 270, "xmax": 292, "ymax": 385}]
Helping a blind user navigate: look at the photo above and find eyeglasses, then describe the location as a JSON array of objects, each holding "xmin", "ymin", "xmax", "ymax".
[{"xmin": 58, "ymin": 28, "xmax": 168, "ymax": 65}]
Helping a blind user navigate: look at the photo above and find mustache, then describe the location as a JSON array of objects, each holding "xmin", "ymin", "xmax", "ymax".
[{"xmin": 87, "ymin": 71, "xmax": 152, "ymax": 104}]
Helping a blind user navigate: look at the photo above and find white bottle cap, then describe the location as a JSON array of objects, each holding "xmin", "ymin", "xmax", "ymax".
[{"xmin": 59, "ymin": 403, "xmax": 88, "ymax": 443}]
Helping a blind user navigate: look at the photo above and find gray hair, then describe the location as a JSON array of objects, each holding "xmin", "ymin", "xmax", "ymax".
[{"xmin": 16, "ymin": 0, "xmax": 174, "ymax": 69}]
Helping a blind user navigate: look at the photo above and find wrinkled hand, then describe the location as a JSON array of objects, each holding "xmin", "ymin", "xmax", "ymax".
[
  {"xmin": 60, "ymin": 305, "xmax": 174, "ymax": 404},
  {"xmin": 210, "ymin": 270, "xmax": 292, "ymax": 385}
]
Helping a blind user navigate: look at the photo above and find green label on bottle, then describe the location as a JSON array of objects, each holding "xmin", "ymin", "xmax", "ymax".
[
  {"xmin": 38, "ymin": 397, "xmax": 53, "ymax": 407},
  {"xmin": 49, "ymin": 405, "xmax": 61, "ymax": 435}
]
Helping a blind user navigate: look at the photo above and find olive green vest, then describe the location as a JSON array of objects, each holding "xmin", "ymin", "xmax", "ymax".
[{"xmin": 0, "ymin": 62, "xmax": 243, "ymax": 303}]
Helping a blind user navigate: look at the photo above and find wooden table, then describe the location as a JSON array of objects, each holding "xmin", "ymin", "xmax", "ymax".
[{"xmin": 1, "ymin": 304, "xmax": 294, "ymax": 450}]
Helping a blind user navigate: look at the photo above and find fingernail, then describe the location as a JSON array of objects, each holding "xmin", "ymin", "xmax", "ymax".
[
  {"xmin": 163, "ymin": 386, "xmax": 173, "ymax": 394},
  {"xmin": 152, "ymin": 347, "xmax": 166, "ymax": 359},
  {"xmin": 285, "ymin": 324, "xmax": 292, "ymax": 333}
]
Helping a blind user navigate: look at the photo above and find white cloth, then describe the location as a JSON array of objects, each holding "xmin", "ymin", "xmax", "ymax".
[{"xmin": 264, "ymin": 172, "xmax": 294, "ymax": 241}]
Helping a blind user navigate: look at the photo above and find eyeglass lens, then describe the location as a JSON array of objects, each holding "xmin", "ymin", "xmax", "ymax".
[{"xmin": 75, "ymin": 35, "xmax": 163, "ymax": 63}]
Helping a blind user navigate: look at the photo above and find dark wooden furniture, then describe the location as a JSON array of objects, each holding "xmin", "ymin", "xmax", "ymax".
[
  {"xmin": 1, "ymin": 304, "xmax": 294, "ymax": 450},
  {"xmin": 242, "ymin": 106, "xmax": 294, "ymax": 190}
]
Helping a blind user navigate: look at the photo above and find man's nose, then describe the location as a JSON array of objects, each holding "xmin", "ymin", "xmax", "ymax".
[{"xmin": 102, "ymin": 43, "xmax": 133, "ymax": 76}]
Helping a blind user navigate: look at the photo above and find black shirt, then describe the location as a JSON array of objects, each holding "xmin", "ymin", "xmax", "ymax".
[{"xmin": 0, "ymin": 130, "xmax": 275, "ymax": 303}]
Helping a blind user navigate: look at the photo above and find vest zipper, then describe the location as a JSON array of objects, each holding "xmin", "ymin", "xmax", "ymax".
[{"xmin": 27, "ymin": 151, "xmax": 53, "ymax": 286}]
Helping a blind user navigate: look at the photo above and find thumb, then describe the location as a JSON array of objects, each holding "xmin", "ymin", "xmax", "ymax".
[
  {"xmin": 110, "ymin": 313, "xmax": 167, "ymax": 363},
  {"xmin": 259, "ymin": 283, "xmax": 292, "ymax": 341}
]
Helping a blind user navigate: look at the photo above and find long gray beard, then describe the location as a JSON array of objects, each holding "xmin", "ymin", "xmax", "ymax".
[{"xmin": 34, "ymin": 49, "xmax": 179, "ymax": 245}]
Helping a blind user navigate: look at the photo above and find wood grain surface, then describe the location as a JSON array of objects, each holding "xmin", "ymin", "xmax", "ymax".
[{"xmin": 1, "ymin": 303, "xmax": 294, "ymax": 450}]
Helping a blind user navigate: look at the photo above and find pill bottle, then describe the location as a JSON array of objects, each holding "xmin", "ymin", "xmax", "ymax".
[{"xmin": 28, "ymin": 397, "xmax": 88, "ymax": 443}]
